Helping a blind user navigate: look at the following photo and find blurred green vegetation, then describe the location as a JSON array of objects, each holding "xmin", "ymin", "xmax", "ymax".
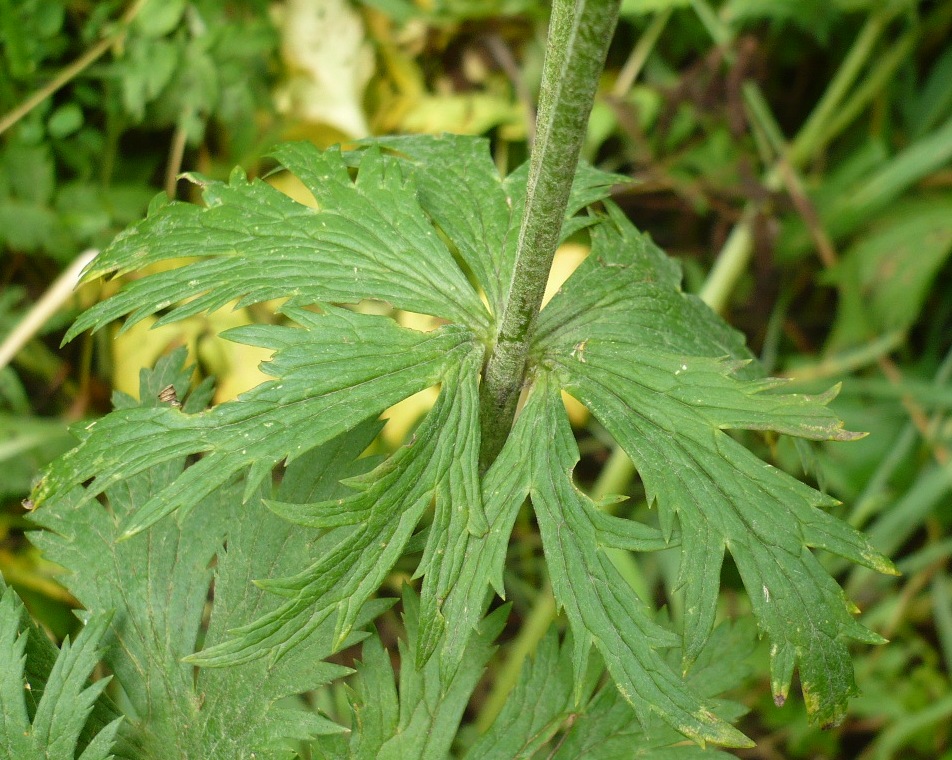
[{"xmin": 1, "ymin": 1, "xmax": 950, "ymax": 757}]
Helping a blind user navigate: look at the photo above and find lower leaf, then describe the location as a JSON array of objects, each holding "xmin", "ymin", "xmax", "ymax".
[{"xmin": 527, "ymin": 377, "xmax": 753, "ymax": 748}]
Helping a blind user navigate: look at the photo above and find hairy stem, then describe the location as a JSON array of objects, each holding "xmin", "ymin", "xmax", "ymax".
[{"xmin": 478, "ymin": 0, "xmax": 620, "ymax": 469}]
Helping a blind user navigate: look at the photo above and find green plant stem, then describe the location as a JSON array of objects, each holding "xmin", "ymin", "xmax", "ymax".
[
  {"xmin": 689, "ymin": 0, "xmax": 731, "ymax": 47},
  {"xmin": 782, "ymin": 330, "xmax": 906, "ymax": 382},
  {"xmin": 473, "ymin": 2, "xmax": 622, "ymax": 724},
  {"xmin": 611, "ymin": 9, "xmax": 672, "ymax": 99},
  {"xmin": 697, "ymin": 209, "xmax": 756, "ymax": 313},
  {"xmin": 0, "ymin": 0, "xmax": 148, "ymax": 137},
  {"xmin": 165, "ymin": 120, "xmax": 189, "ymax": 198},
  {"xmin": 479, "ymin": 3, "xmax": 900, "ymax": 741},
  {"xmin": 813, "ymin": 28, "xmax": 916, "ymax": 156},
  {"xmin": 478, "ymin": 0, "xmax": 621, "ymax": 470},
  {"xmin": 591, "ymin": 447, "xmax": 651, "ymax": 602},
  {"xmin": 787, "ymin": 11, "xmax": 891, "ymax": 167},
  {"xmin": 694, "ymin": 5, "xmax": 899, "ymax": 313},
  {"xmin": 591, "ymin": 446, "xmax": 635, "ymax": 503}
]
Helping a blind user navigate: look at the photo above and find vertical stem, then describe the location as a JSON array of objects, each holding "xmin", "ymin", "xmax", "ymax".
[
  {"xmin": 165, "ymin": 121, "xmax": 189, "ymax": 198},
  {"xmin": 788, "ymin": 11, "xmax": 890, "ymax": 168},
  {"xmin": 0, "ymin": 250, "xmax": 98, "ymax": 370},
  {"xmin": 693, "ymin": 5, "xmax": 899, "ymax": 313},
  {"xmin": 478, "ymin": 0, "xmax": 621, "ymax": 469},
  {"xmin": 697, "ymin": 209, "xmax": 756, "ymax": 312},
  {"xmin": 611, "ymin": 9, "xmax": 672, "ymax": 99}
]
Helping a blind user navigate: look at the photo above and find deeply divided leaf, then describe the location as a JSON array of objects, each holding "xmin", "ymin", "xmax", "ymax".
[
  {"xmin": 29, "ymin": 135, "xmax": 894, "ymax": 751},
  {"xmin": 28, "ymin": 351, "xmax": 385, "ymax": 758},
  {"xmin": 67, "ymin": 143, "xmax": 489, "ymax": 338},
  {"xmin": 534, "ymin": 205, "xmax": 896, "ymax": 727},
  {"xmin": 524, "ymin": 379, "xmax": 751, "ymax": 748},
  {"xmin": 190, "ymin": 349, "xmax": 485, "ymax": 665},
  {"xmin": 470, "ymin": 620, "xmax": 757, "ymax": 759},
  {"xmin": 0, "ymin": 579, "xmax": 121, "ymax": 760},
  {"xmin": 36, "ymin": 307, "xmax": 476, "ymax": 537},
  {"xmin": 315, "ymin": 587, "xmax": 508, "ymax": 760}
]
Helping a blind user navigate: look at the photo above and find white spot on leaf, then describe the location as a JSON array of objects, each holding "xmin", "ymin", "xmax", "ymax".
[{"xmin": 571, "ymin": 340, "xmax": 588, "ymax": 363}]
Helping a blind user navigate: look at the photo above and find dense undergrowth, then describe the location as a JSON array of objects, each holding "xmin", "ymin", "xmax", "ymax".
[{"xmin": 1, "ymin": 1, "xmax": 951, "ymax": 758}]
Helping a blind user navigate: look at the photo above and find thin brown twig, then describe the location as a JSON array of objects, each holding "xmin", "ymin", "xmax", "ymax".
[
  {"xmin": 484, "ymin": 33, "xmax": 536, "ymax": 148},
  {"xmin": 776, "ymin": 158, "xmax": 839, "ymax": 268}
]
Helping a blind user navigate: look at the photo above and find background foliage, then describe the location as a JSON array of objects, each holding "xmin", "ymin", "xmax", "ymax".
[{"xmin": 1, "ymin": 1, "xmax": 951, "ymax": 757}]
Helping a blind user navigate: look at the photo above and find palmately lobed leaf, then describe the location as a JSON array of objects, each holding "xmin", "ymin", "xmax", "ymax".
[
  {"xmin": 524, "ymin": 378, "xmax": 753, "ymax": 748},
  {"xmin": 27, "ymin": 133, "xmax": 894, "ymax": 750},
  {"xmin": 0, "ymin": 580, "xmax": 122, "ymax": 760},
  {"xmin": 34, "ymin": 306, "xmax": 477, "ymax": 537},
  {"xmin": 31, "ymin": 134, "xmax": 629, "ymax": 677},
  {"xmin": 341, "ymin": 134, "xmax": 515, "ymax": 317},
  {"xmin": 341, "ymin": 134, "xmax": 627, "ymax": 318},
  {"xmin": 468, "ymin": 620, "xmax": 758, "ymax": 759},
  {"xmin": 40, "ymin": 135, "xmax": 624, "ymax": 542},
  {"xmin": 534, "ymin": 203, "xmax": 896, "ymax": 727},
  {"xmin": 28, "ymin": 350, "xmax": 389, "ymax": 758},
  {"xmin": 188, "ymin": 349, "xmax": 487, "ymax": 667},
  {"xmin": 67, "ymin": 143, "xmax": 490, "ymax": 340}
]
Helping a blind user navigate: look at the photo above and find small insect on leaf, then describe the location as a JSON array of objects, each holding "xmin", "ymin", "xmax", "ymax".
[{"xmin": 158, "ymin": 384, "xmax": 182, "ymax": 407}]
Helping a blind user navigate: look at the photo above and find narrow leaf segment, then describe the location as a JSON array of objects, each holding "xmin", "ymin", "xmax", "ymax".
[
  {"xmin": 67, "ymin": 144, "xmax": 489, "ymax": 339},
  {"xmin": 0, "ymin": 581, "xmax": 121, "ymax": 760},
  {"xmin": 35, "ymin": 307, "xmax": 475, "ymax": 537},
  {"xmin": 190, "ymin": 349, "xmax": 486, "ymax": 666},
  {"xmin": 526, "ymin": 378, "xmax": 752, "ymax": 747}
]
